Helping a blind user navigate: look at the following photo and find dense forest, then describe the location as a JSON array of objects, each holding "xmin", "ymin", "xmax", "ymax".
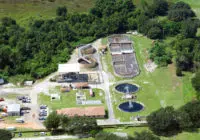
[{"xmin": 0, "ymin": 0, "xmax": 200, "ymax": 85}]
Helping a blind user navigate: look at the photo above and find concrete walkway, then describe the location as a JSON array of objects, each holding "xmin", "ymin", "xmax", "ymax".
[{"xmin": 12, "ymin": 135, "xmax": 78, "ymax": 140}]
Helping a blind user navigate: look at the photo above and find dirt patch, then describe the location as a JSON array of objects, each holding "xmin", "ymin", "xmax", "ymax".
[
  {"xmin": 0, "ymin": 121, "xmax": 44, "ymax": 129},
  {"xmin": 143, "ymin": 48, "xmax": 157, "ymax": 73},
  {"xmin": 144, "ymin": 60, "xmax": 157, "ymax": 73},
  {"xmin": 168, "ymin": 64, "xmax": 182, "ymax": 93}
]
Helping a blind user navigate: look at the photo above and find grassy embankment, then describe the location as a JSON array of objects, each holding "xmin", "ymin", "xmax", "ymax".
[{"xmin": 0, "ymin": 0, "xmax": 94, "ymax": 26}]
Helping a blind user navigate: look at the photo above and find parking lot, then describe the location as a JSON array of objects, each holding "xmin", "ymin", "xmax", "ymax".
[{"xmin": 0, "ymin": 94, "xmax": 46, "ymax": 129}]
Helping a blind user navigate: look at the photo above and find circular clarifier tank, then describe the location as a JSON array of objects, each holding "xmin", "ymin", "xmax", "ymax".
[
  {"xmin": 118, "ymin": 101, "xmax": 144, "ymax": 113},
  {"xmin": 115, "ymin": 83, "xmax": 139, "ymax": 94}
]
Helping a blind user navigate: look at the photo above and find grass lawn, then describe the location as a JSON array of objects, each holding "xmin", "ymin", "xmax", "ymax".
[
  {"xmin": 101, "ymin": 37, "xmax": 108, "ymax": 46},
  {"xmin": 0, "ymin": 0, "xmax": 94, "ymax": 26},
  {"xmin": 101, "ymin": 35, "xmax": 196, "ymax": 122},
  {"xmin": 134, "ymin": 0, "xmax": 200, "ymax": 18},
  {"xmin": 101, "ymin": 50, "xmax": 123, "ymax": 82},
  {"xmin": 3, "ymin": 116, "xmax": 19, "ymax": 124},
  {"xmin": 38, "ymin": 88, "xmax": 106, "ymax": 111},
  {"xmin": 1, "ymin": 93, "xmax": 27, "ymax": 100},
  {"xmin": 13, "ymin": 131, "xmax": 51, "ymax": 138},
  {"xmin": 104, "ymin": 127, "xmax": 200, "ymax": 140}
]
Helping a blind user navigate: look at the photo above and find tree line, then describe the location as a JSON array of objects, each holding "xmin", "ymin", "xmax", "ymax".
[
  {"xmin": 44, "ymin": 111, "xmax": 160, "ymax": 140},
  {"xmin": 0, "ymin": 0, "xmax": 199, "ymax": 84},
  {"xmin": 147, "ymin": 100, "xmax": 200, "ymax": 136},
  {"xmin": 145, "ymin": 1, "xmax": 200, "ymax": 76}
]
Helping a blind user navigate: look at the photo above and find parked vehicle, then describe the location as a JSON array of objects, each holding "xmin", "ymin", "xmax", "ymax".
[
  {"xmin": 21, "ymin": 107, "xmax": 31, "ymax": 110},
  {"xmin": 1, "ymin": 112, "xmax": 8, "ymax": 117},
  {"xmin": 17, "ymin": 96, "xmax": 24, "ymax": 100},
  {"xmin": 21, "ymin": 110, "xmax": 30, "ymax": 114},
  {"xmin": 16, "ymin": 118, "xmax": 24, "ymax": 123},
  {"xmin": 40, "ymin": 110, "xmax": 47, "ymax": 113},
  {"xmin": 38, "ymin": 117, "xmax": 46, "ymax": 120},
  {"xmin": 40, "ymin": 132, "xmax": 46, "ymax": 136},
  {"xmin": 40, "ymin": 105, "xmax": 47, "ymax": 109},
  {"xmin": 0, "ymin": 98, "xmax": 4, "ymax": 102},
  {"xmin": 6, "ymin": 127, "xmax": 16, "ymax": 131},
  {"xmin": 22, "ymin": 99, "xmax": 31, "ymax": 103},
  {"xmin": 39, "ymin": 113, "xmax": 47, "ymax": 116},
  {"xmin": 24, "ymin": 96, "xmax": 31, "ymax": 100}
]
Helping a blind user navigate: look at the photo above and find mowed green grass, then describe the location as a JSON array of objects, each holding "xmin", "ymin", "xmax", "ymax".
[
  {"xmin": 0, "ymin": 0, "xmax": 94, "ymax": 26},
  {"xmin": 134, "ymin": 0, "xmax": 200, "ymax": 18},
  {"xmin": 102, "ymin": 35, "xmax": 196, "ymax": 121},
  {"xmin": 104, "ymin": 127, "xmax": 200, "ymax": 140},
  {"xmin": 38, "ymin": 88, "xmax": 106, "ymax": 110}
]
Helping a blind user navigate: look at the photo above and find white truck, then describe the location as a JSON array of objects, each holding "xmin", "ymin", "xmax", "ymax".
[{"xmin": 16, "ymin": 118, "xmax": 24, "ymax": 123}]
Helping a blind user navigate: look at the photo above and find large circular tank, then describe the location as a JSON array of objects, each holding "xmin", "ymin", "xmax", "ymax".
[
  {"xmin": 78, "ymin": 56, "xmax": 98, "ymax": 68},
  {"xmin": 81, "ymin": 46, "xmax": 96, "ymax": 55},
  {"xmin": 118, "ymin": 101, "xmax": 144, "ymax": 113},
  {"xmin": 115, "ymin": 83, "xmax": 139, "ymax": 94}
]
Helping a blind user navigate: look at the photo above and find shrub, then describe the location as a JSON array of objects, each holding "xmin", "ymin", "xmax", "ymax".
[{"xmin": 176, "ymin": 67, "xmax": 183, "ymax": 76}]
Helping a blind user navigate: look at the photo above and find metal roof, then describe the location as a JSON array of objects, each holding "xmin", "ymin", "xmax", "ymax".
[
  {"xmin": 7, "ymin": 104, "xmax": 20, "ymax": 112},
  {"xmin": 58, "ymin": 63, "xmax": 80, "ymax": 73}
]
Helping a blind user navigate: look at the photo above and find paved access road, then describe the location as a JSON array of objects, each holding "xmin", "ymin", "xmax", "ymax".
[{"xmin": 12, "ymin": 135, "xmax": 78, "ymax": 140}]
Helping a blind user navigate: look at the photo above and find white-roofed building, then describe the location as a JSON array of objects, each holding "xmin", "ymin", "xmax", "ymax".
[
  {"xmin": 7, "ymin": 104, "xmax": 20, "ymax": 116},
  {"xmin": 0, "ymin": 78, "xmax": 4, "ymax": 85},
  {"xmin": 58, "ymin": 63, "xmax": 80, "ymax": 74},
  {"xmin": 51, "ymin": 94, "xmax": 60, "ymax": 101},
  {"xmin": 24, "ymin": 81, "xmax": 33, "ymax": 86}
]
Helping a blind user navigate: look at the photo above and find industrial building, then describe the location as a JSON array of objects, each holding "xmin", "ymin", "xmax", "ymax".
[{"xmin": 7, "ymin": 104, "xmax": 20, "ymax": 116}]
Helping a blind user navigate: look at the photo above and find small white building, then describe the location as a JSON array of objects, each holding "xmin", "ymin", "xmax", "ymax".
[
  {"xmin": 0, "ymin": 78, "xmax": 4, "ymax": 85},
  {"xmin": 51, "ymin": 94, "xmax": 60, "ymax": 101},
  {"xmin": 58, "ymin": 63, "xmax": 80, "ymax": 74},
  {"xmin": 7, "ymin": 104, "xmax": 20, "ymax": 116},
  {"xmin": 24, "ymin": 81, "xmax": 33, "ymax": 86}
]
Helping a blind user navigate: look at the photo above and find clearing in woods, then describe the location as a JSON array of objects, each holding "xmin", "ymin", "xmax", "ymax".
[{"xmin": 0, "ymin": 0, "xmax": 94, "ymax": 26}]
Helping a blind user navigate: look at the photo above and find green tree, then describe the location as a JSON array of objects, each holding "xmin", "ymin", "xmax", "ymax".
[
  {"xmin": 95, "ymin": 132, "xmax": 126, "ymax": 140},
  {"xmin": 44, "ymin": 111, "xmax": 60, "ymax": 131},
  {"xmin": 192, "ymin": 71, "xmax": 200, "ymax": 93},
  {"xmin": 176, "ymin": 110, "xmax": 192, "ymax": 129},
  {"xmin": 175, "ymin": 38, "xmax": 196, "ymax": 71},
  {"xmin": 60, "ymin": 115, "xmax": 69, "ymax": 129},
  {"xmin": 136, "ymin": 14, "xmax": 150, "ymax": 34},
  {"xmin": 0, "ymin": 129, "xmax": 12, "ymax": 140},
  {"xmin": 147, "ymin": 106, "xmax": 180, "ymax": 136},
  {"xmin": 168, "ymin": 1, "xmax": 195, "ymax": 21},
  {"xmin": 148, "ymin": 0, "xmax": 168, "ymax": 16},
  {"xmin": 149, "ymin": 42, "xmax": 172, "ymax": 66},
  {"xmin": 162, "ymin": 20, "xmax": 181, "ymax": 36},
  {"xmin": 180, "ymin": 101, "xmax": 200, "ymax": 128},
  {"xmin": 147, "ymin": 26, "xmax": 162, "ymax": 39},
  {"xmin": 153, "ymin": 0, "xmax": 168, "ymax": 16},
  {"xmin": 127, "ymin": 17, "xmax": 137, "ymax": 30},
  {"xmin": 56, "ymin": 6, "xmax": 67, "ymax": 17},
  {"xmin": 176, "ymin": 67, "xmax": 183, "ymax": 77},
  {"xmin": 63, "ymin": 116, "xmax": 100, "ymax": 135},
  {"xmin": 1, "ymin": 17, "xmax": 16, "ymax": 26},
  {"xmin": 181, "ymin": 19, "xmax": 198, "ymax": 38}
]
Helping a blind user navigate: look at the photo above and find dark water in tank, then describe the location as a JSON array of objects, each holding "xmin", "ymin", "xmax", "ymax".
[
  {"xmin": 118, "ymin": 102, "xmax": 144, "ymax": 112},
  {"xmin": 115, "ymin": 83, "xmax": 139, "ymax": 94}
]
